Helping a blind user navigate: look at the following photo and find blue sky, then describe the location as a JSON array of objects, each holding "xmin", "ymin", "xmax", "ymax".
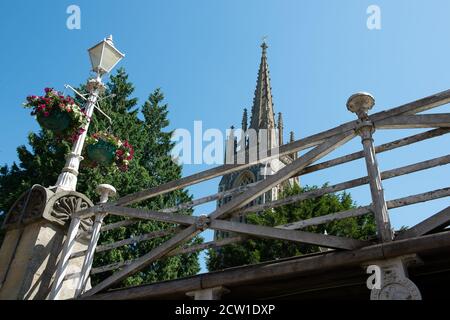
[{"xmin": 1, "ymin": 0, "xmax": 449, "ymax": 273}]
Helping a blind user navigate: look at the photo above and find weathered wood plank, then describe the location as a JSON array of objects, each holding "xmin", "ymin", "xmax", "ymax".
[
  {"xmin": 71, "ymin": 228, "xmax": 180, "ymax": 259},
  {"xmin": 209, "ymin": 219, "xmax": 369, "ymax": 250},
  {"xmin": 278, "ymin": 206, "xmax": 373, "ymax": 230},
  {"xmin": 101, "ymin": 219, "xmax": 137, "ymax": 232},
  {"xmin": 279, "ymin": 187, "xmax": 450, "ymax": 231},
  {"xmin": 90, "ymin": 237, "xmax": 245, "ymax": 274},
  {"xmin": 375, "ymin": 114, "xmax": 450, "ymax": 129},
  {"xmin": 104, "ymin": 206, "xmax": 197, "ymax": 226},
  {"xmin": 168, "ymin": 236, "xmax": 244, "ymax": 257},
  {"xmin": 301, "ymin": 128, "xmax": 450, "ymax": 175},
  {"xmin": 387, "ymin": 187, "xmax": 450, "ymax": 208},
  {"xmin": 396, "ymin": 206, "xmax": 450, "ymax": 240},
  {"xmin": 82, "ymin": 224, "xmax": 199, "ymax": 296},
  {"xmin": 91, "ymin": 259, "xmax": 134, "ymax": 275}
]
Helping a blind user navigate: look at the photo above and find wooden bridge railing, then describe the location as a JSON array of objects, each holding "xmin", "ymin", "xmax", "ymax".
[{"xmin": 49, "ymin": 89, "xmax": 450, "ymax": 299}]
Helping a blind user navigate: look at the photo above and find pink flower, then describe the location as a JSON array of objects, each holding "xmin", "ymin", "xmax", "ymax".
[
  {"xmin": 116, "ymin": 149, "xmax": 124, "ymax": 157},
  {"xmin": 43, "ymin": 111, "xmax": 50, "ymax": 117}
]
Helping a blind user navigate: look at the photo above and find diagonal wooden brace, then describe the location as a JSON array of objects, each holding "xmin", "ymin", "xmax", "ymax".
[{"xmin": 209, "ymin": 219, "xmax": 370, "ymax": 250}]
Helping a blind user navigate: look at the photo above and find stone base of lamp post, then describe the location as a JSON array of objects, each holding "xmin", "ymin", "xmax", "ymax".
[{"xmin": 0, "ymin": 184, "xmax": 93, "ymax": 300}]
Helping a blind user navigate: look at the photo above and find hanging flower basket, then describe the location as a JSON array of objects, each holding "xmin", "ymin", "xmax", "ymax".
[
  {"xmin": 84, "ymin": 132, "xmax": 134, "ymax": 172},
  {"xmin": 23, "ymin": 88, "xmax": 89, "ymax": 142},
  {"xmin": 36, "ymin": 107, "xmax": 72, "ymax": 132}
]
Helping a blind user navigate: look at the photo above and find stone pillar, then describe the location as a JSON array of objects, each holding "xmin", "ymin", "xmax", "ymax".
[
  {"xmin": 0, "ymin": 185, "xmax": 93, "ymax": 300},
  {"xmin": 365, "ymin": 255, "xmax": 422, "ymax": 300},
  {"xmin": 347, "ymin": 93, "xmax": 393, "ymax": 242},
  {"xmin": 186, "ymin": 286, "xmax": 230, "ymax": 300}
]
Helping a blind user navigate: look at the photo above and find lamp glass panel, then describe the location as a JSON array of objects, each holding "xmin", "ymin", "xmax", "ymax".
[
  {"xmin": 99, "ymin": 42, "xmax": 123, "ymax": 73},
  {"xmin": 88, "ymin": 42, "xmax": 104, "ymax": 71}
]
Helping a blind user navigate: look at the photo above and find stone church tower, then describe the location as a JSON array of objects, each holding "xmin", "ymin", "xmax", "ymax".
[{"xmin": 216, "ymin": 41, "xmax": 298, "ymax": 239}]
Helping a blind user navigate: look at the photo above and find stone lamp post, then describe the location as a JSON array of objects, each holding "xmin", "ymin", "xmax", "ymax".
[{"xmin": 0, "ymin": 36, "xmax": 124, "ymax": 300}]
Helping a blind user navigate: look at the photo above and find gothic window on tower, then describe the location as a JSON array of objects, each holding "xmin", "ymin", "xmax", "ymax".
[{"xmin": 233, "ymin": 171, "xmax": 256, "ymax": 223}]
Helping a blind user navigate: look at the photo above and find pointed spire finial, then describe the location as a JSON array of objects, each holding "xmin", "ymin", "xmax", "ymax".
[
  {"xmin": 289, "ymin": 131, "xmax": 297, "ymax": 160},
  {"xmin": 261, "ymin": 36, "xmax": 268, "ymax": 52},
  {"xmin": 277, "ymin": 112, "xmax": 283, "ymax": 129},
  {"xmin": 277, "ymin": 112, "xmax": 284, "ymax": 146},
  {"xmin": 242, "ymin": 108, "xmax": 248, "ymax": 132}
]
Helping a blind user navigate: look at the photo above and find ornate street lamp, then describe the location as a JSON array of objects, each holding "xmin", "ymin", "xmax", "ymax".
[
  {"xmin": 53, "ymin": 35, "xmax": 124, "ymax": 192},
  {"xmin": 88, "ymin": 35, "xmax": 125, "ymax": 76},
  {"xmin": 47, "ymin": 36, "xmax": 125, "ymax": 300}
]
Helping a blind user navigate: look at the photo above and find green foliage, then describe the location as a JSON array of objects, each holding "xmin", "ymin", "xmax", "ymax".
[
  {"xmin": 0, "ymin": 68, "xmax": 201, "ymax": 288},
  {"xmin": 207, "ymin": 183, "xmax": 376, "ymax": 271}
]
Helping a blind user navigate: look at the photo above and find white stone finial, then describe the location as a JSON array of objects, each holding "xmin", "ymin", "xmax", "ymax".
[
  {"xmin": 96, "ymin": 184, "xmax": 116, "ymax": 203},
  {"xmin": 346, "ymin": 92, "xmax": 375, "ymax": 119}
]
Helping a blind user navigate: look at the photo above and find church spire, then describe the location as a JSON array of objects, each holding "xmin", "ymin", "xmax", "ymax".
[{"xmin": 249, "ymin": 40, "xmax": 276, "ymax": 131}]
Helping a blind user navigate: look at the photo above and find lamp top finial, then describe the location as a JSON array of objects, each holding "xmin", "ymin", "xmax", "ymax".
[{"xmin": 106, "ymin": 35, "xmax": 114, "ymax": 45}]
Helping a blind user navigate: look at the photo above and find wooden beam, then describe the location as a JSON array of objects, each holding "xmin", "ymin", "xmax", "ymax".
[
  {"xmin": 301, "ymin": 128, "xmax": 450, "ymax": 176},
  {"xmin": 82, "ymin": 224, "xmax": 199, "ymax": 297},
  {"xmin": 375, "ymin": 114, "xmax": 450, "ymax": 129},
  {"xmin": 209, "ymin": 219, "xmax": 369, "ymax": 250},
  {"xmin": 90, "ymin": 237, "xmax": 244, "ymax": 274},
  {"xmin": 278, "ymin": 206, "xmax": 373, "ymax": 230},
  {"xmin": 387, "ymin": 187, "xmax": 450, "ymax": 208},
  {"xmin": 71, "ymin": 228, "xmax": 180, "ymax": 259},
  {"xmin": 210, "ymin": 132, "xmax": 356, "ymax": 220},
  {"xmin": 91, "ymin": 260, "xmax": 134, "ymax": 275},
  {"xmin": 104, "ymin": 206, "xmax": 197, "ymax": 226},
  {"xmin": 396, "ymin": 206, "xmax": 450, "ymax": 240},
  {"xmin": 167, "ymin": 236, "xmax": 244, "ymax": 257},
  {"xmin": 101, "ymin": 219, "xmax": 137, "ymax": 232},
  {"xmin": 277, "ymin": 187, "xmax": 450, "ymax": 231}
]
